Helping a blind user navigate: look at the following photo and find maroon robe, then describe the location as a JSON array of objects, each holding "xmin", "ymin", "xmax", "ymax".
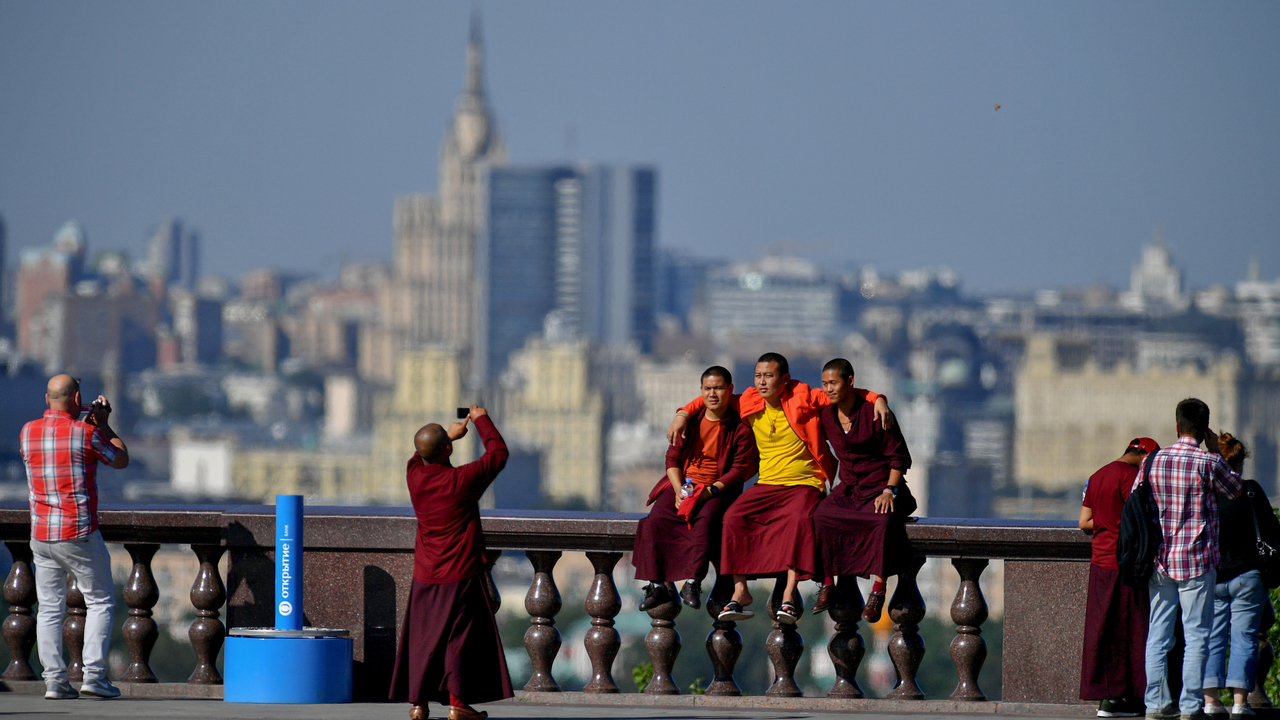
[
  {"xmin": 1080, "ymin": 460, "xmax": 1148, "ymax": 700},
  {"xmin": 720, "ymin": 483, "xmax": 825, "ymax": 580},
  {"xmin": 813, "ymin": 398, "xmax": 915, "ymax": 579},
  {"xmin": 1081, "ymin": 564, "xmax": 1149, "ymax": 700},
  {"xmin": 390, "ymin": 416, "xmax": 513, "ymax": 706},
  {"xmin": 632, "ymin": 408, "xmax": 758, "ymax": 583}
]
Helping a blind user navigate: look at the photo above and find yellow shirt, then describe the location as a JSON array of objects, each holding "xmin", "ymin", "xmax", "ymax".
[{"xmin": 750, "ymin": 404, "xmax": 826, "ymax": 491}]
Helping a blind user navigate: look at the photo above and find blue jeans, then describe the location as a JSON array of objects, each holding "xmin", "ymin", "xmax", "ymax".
[
  {"xmin": 1146, "ymin": 569, "xmax": 1217, "ymax": 714},
  {"xmin": 1203, "ymin": 569, "xmax": 1267, "ymax": 691}
]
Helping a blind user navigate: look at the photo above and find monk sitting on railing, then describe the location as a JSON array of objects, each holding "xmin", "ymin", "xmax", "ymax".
[
  {"xmin": 811, "ymin": 358, "xmax": 916, "ymax": 623},
  {"xmin": 632, "ymin": 365, "xmax": 758, "ymax": 611},
  {"xmin": 667, "ymin": 352, "xmax": 891, "ymax": 625},
  {"xmin": 390, "ymin": 405, "xmax": 511, "ymax": 720}
]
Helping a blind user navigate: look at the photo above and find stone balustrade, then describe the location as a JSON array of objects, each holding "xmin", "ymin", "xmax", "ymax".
[{"xmin": 1, "ymin": 503, "xmax": 1274, "ymax": 707}]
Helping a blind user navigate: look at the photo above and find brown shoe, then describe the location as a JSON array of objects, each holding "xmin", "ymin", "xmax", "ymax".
[
  {"xmin": 862, "ymin": 590, "xmax": 885, "ymax": 623},
  {"xmin": 410, "ymin": 705, "xmax": 428, "ymax": 720},
  {"xmin": 448, "ymin": 706, "xmax": 488, "ymax": 720},
  {"xmin": 812, "ymin": 584, "xmax": 835, "ymax": 615}
]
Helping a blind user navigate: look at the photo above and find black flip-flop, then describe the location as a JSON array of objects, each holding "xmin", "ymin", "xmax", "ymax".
[
  {"xmin": 717, "ymin": 600, "xmax": 754, "ymax": 621},
  {"xmin": 775, "ymin": 601, "xmax": 801, "ymax": 625}
]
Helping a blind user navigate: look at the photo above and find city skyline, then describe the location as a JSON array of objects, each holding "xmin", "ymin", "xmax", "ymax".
[{"xmin": 2, "ymin": 1, "xmax": 1278, "ymax": 293}]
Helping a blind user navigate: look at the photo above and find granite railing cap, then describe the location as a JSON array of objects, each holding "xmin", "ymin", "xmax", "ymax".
[{"xmin": 0, "ymin": 501, "xmax": 1090, "ymax": 560}]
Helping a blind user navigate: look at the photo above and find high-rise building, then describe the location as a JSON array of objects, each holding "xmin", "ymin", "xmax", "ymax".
[
  {"xmin": 474, "ymin": 166, "xmax": 575, "ymax": 381},
  {"xmin": 472, "ymin": 164, "xmax": 657, "ymax": 383},
  {"xmin": 704, "ymin": 256, "xmax": 839, "ymax": 348},
  {"xmin": 571, "ymin": 165, "xmax": 656, "ymax": 351},
  {"xmin": 16, "ymin": 221, "xmax": 86, "ymax": 357},
  {"xmin": 1120, "ymin": 230, "xmax": 1186, "ymax": 312},
  {"xmin": 144, "ymin": 218, "xmax": 199, "ymax": 290},
  {"xmin": 375, "ymin": 13, "xmax": 506, "ymax": 379}
]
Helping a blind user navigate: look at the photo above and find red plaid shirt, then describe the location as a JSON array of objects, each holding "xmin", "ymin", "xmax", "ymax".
[
  {"xmin": 20, "ymin": 409, "xmax": 120, "ymax": 542},
  {"xmin": 1131, "ymin": 435, "xmax": 1243, "ymax": 581}
]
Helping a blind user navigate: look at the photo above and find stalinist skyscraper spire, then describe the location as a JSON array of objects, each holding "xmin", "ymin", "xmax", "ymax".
[{"xmin": 372, "ymin": 12, "xmax": 506, "ymax": 382}]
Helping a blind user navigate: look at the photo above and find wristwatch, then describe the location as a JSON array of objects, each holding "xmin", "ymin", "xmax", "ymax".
[
  {"xmin": 884, "ymin": 485, "xmax": 899, "ymax": 496},
  {"xmin": 709, "ymin": 485, "xmax": 720, "ymax": 496}
]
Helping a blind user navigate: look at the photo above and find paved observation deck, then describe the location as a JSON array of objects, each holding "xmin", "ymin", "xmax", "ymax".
[{"xmin": 1, "ymin": 502, "xmax": 1274, "ymax": 718}]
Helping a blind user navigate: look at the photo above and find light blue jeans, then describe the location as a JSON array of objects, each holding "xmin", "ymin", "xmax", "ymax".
[
  {"xmin": 1146, "ymin": 569, "xmax": 1217, "ymax": 714},
  {"xmin": 1203, "ymin": 569, "xmax": 1267, "ymax": 690},
  {"xmin": 31, "ymin": 530, "xmax": 116, "ymax": 686}
]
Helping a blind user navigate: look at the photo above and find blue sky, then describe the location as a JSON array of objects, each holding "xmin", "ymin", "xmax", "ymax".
[{"xmin": 2, "ymin": 1, "xmax": 1277, "ymax": 292}]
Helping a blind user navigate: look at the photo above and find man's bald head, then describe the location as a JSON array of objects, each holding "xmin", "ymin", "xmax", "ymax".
[
  {"xmin": 46, "ymin": 374, "xmax": 81, "ymax": 412},
  {"xmin": 414, "ymin": 423, "xmax": 450, "ymax": 463}
]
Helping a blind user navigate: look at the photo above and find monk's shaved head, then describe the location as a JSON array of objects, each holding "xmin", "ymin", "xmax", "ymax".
[
  {"xmin": 414, "ymin": 424, "xmax": 450, "ymax": 462},
  {"xmin": 47, "ymin": 374, "xmax": 79, "ymax": 400}
]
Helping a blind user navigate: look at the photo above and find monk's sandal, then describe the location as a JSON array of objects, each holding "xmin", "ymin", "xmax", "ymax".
[
  {"xmin": 775, "ymin": 601, "xmax": 802, "ymax": 625},
  {"xmin": 717, "ymin": 600, "xmax": 753, "ymax": 621}
]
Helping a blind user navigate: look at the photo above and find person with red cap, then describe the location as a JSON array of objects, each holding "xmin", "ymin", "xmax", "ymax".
[{"xmin": 1079, "ymin": 437, "xmax": 1160, "ymax": 718}]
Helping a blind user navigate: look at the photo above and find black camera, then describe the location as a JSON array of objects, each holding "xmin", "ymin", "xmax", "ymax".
[{"xmin": 456, "ymin": 407, "xmax": 469, "ymax": 419}]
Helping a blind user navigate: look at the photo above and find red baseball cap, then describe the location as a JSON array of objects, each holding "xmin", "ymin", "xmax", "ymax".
[{"xmin": 1128, "ymin": 437, "xmax": 1160, "ymax": 454}]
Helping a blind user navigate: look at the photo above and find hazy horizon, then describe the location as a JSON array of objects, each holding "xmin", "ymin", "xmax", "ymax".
[{"xmin": 2, "ymin": 1, "xmax": 1278, "ymax": 294}]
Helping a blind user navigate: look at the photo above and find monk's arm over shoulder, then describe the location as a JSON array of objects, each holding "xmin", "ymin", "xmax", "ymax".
[
  {"xmin": 457, "ymin": 415, "xmax": 509, "ymax": 499},
  {"xmin": 679, "ymin": 392, "xmax": 741, "ymax": 416},
  {"xmin": 881, "ymin": 413, "xmax": 912, "ymax": 471},
  {"xmin": 665, "ymin": 430, "xmax": 686, "ymax": 471}
]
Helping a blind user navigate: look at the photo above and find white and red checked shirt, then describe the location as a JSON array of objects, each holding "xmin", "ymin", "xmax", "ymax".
[
  {"xmin": 20, "ymin": 409, "xmax": 119, "ymax": 542},
  {"xmin": 1131, "ymin": 435, "xmax": 1243, "ymax": 581}
]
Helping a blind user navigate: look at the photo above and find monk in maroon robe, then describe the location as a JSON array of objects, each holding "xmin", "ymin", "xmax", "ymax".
[
  {"xmin": 1078, "ymin": 438, "xmax": 1156, "ymax": 717},
  {"xmin": 390, "ymin": 405, "xmax": 512, "ymax": 720},
  {"xmin": 812, "ymin": 358, "xmax": 916, "ymax": 623},
  {"xmin": 632, "ymin": 366, "xmax": 758, "ymax": 610}
]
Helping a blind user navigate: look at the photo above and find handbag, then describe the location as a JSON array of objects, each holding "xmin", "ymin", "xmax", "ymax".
[{"xmin": 1247, "ymin": 486, "xmax": 1280, "ymax": 588}]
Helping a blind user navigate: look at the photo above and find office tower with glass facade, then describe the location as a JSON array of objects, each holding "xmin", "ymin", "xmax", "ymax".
[{"xmin": 474, "ymin": 164, "xmax": 657, "ymax": 382}]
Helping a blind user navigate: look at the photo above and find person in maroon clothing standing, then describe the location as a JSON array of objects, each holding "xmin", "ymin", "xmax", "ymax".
[
  {"xmin": 390, "ymin": 405, "xmax": 512, "ymax": 720},
  {"xmin": 811, "ymin": 358, "xmax": 916, "ymax": 623},
  {"xmin": 1079, "ymin": 438, "xmax": 1159, "ymax": 718},
  {"xmin": 632, "ymin": 366, "xmax": 758, "ymax": 610}
]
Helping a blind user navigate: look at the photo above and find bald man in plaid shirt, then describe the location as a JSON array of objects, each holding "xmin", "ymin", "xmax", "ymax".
[
  {"xmin": 21, "ymin": 375, "xmax": 129, "ymax": 700},
  {"xmin": 1131, "ymin": 398, "xmax": 1242, "ymax": 720}
]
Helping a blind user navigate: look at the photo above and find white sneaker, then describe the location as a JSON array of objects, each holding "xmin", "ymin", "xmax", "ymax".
[
  {"xmin": 79, "ymin": 678, "xmax": 121, "ymax": 699},
  {"xmin": 44, "ymin": 680, "xmax": 78, "ymax": 700},
  {"xmin": 1204, "ymin": 704, "xmax": 1228, "ymax": 717},
  {"xmin": 1229, "ymin": 704, "xmax": 1254, "ymax": 718}
]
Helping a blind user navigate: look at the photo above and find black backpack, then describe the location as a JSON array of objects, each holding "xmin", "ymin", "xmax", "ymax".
[{"xmin": 1117, "ymin": 449, "xmax": 1162, "ymax": 588}]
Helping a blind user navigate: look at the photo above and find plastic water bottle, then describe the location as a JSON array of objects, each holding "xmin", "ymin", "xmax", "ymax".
[{"xmin": 681, "ymin": 481, "xmax": 695, "ymax": 498}]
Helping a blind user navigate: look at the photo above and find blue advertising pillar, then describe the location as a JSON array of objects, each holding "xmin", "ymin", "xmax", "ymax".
[
  {"xmin": 224, "ymin": 494, "xmax": 353, "ymax": 704},
  {"xmin": 275, "ymin": 494, "xmax": 303, "ymax": 630}
]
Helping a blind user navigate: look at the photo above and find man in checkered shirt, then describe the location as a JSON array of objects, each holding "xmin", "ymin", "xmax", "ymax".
[
  {"xmin": 21, "ymin": 375, "xmax": 129, "ymax": 700},
  {"xmin": 1131, "ymin": 398, "xmax": 1242, "ymax": 720}
]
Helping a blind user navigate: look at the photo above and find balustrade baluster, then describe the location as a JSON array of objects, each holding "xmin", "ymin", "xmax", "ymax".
[
  {"xmin": 121, "ymin": 543, "xmax": 160, "ymax": 682},
  {"xmin": 2, "ymin": 541, "xmax": 38, "ymax": 681},
  {"xmin": 523, "ymin": 550, "xmax": 562, "ymax": 692},
  {"xmin": 1249, "ymin": 599, "xmax": 1276, "ymax": 708},
  {"xmin": 764, "ymin": 577, "xmax": 803, "ymax": 697},
  {"xmin": 582, "ymin": 551, "xmax": 622, "ymax": 693},
  {"xmin": 887, "ymin": 554, "xmax": 927, "ymax": 700},
  {"xmin": 188, "ymin": 544, "xmax": 226, "ymax": 684},
  {"xmin": 949, "ymin": 558, "xmax": 989, "ymax": 701},
  {"xmin": 704, "ymin": 574, "xmax": 742, "ymax": 696},
  {"xmin": 642, "ymin": 587, "xmax": 681, "ymax": 694},
  {"xmin": 63, "ymin": 577, "xmax": 87, "ymax": 682},
  {"xmin": 826, "ymin": 575, "xmax": 866, "ymax": 698},
  {"xmin": 481, "ymin": 550, "xmax": 502, "ymax": 613}
]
